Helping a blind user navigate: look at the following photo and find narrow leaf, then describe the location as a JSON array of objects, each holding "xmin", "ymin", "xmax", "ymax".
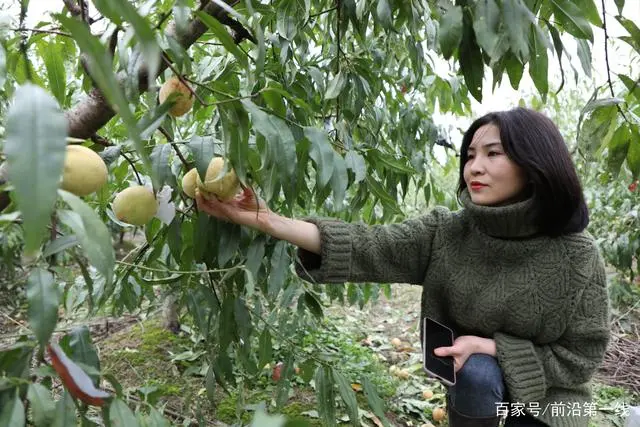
[
  {"xmin": 529, "ymin": 27, "xmax": 549, "ymax": 96},
  {"xmin": 330, "ymin": 152, "xmax": 348, "ymax": 210},
  {"xmin": 109, "ymin": 398, "xmax": 139, "ymax": 427},
  {"xmin": 627, "ymin": 126, "xmax": 640, "ymax": 179},
  {"xmin": 27, "ymin": 383, "xmax": 55, "ymax": 426},
  {"xmin": 438, "ymin": 5, "xmax": 463, "ymax": 59},
  {"xmin": 52, "ymin": 391, "xmax": 75, "ymax": 427},
  {"xmin": 502, "ymin": 0, "xmax": 532, "ymax": 60},
  {"xmin": 324, "ymin": 71, "xmax": 346, "ymax": 100},
  {"xmin": 188, "ymin": 136, "xmax": 216, "ymax": 182},
  {"xmin": 314, "ymin": 366, "xmax": 336, "ymax": 427},
  {"xmin": 362, "ymin": 377, "xmax": 390, "ymax": 427},
  {"xmin": 5, "ymin": 84, "xmax": 67, "ymax": 255},
  {"xmin": 459, "ymin": 12, "xmax": 483, "ymax": 100},
  {"xmin": 27, "ymin": 268, "xmax": 59, "ymax": 348},
  {"xmin": 38, "ymin": 42, "xmax": 66, "ymax": 106},
  {"xmin": 150, "ymin": 144, "xmax": 172, "ymax": 190},
  {"xmin": 576, "ymin": 39, "xmax": 592, "ymax": 78},
  {"xmin": 550, "ymin": 0, "xmax": 593, "ymax": 41},
  {"xmin": 607, "ymin": 124, "xmax": 630, "ymax": 176},
  {"xmin": 305, "ymin": 127, "xmax": 334, "ymax": 188},
  {"xmin": 42, "ymin": 234, "xmax": 79, "ymax": 258},
  {"xmin": 0, "ymin": 44, "xmax": 6, "ymax": 87},
  {"xmin": 333, "ymin": 370, "xmax": 360, "ymax": 426},
  {"xmin": 58, "ymin": 191, "xmax": 115, "ymax": 287},
  {"xmin": 269, "ymin": 240, "xmax": 290, "ymax": 297},
  {"xmin": 0, "ymin": 391, "xmax": 25, "ymax": 427},
  {"xmin": 196, "ymin": 11, "xmax": 248, "ymax": 67}
]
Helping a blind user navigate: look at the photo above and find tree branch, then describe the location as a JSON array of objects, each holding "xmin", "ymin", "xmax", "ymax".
[
  {"xmin": 600, "ymin": 0, "xmax": 630, "ymax": 124},
  {"xmin": 64, "ymin": 0, "xmax": 242, "ymax": 139},
  {"xmin": 120, "ymin": 151, "xmax": 143, "ymax": 185}
]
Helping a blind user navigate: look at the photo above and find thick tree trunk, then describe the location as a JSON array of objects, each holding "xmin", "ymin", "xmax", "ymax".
[{"xmin": 65, "ymin": 0, "xmax": 238, "ymax": 139}]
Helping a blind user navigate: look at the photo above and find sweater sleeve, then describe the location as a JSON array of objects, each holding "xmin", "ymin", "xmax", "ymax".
[
  {"xmin": 493, "ymin": 260, "xmax": 610, "ymax": 403},
  {"xmin": 294, "ymin": 206, "xmax": 451, "ymax": 285}
]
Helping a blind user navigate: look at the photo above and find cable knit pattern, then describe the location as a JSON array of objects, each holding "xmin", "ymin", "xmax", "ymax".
[{"xmin": 295, "ymin": 188, "xmax": 610, "ymax": 427}]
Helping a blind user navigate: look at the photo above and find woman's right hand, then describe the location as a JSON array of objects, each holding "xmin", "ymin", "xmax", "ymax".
[{"xmin": 195, "ymin": 187, "xmax": 273, "ymax": 232}]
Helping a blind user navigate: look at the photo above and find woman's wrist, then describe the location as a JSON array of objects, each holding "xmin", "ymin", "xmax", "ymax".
[{"xmin": 475, "ymin": 337, "xmax": 497, "ymax": 356}]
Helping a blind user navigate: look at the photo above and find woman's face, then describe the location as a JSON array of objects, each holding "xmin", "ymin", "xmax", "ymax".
[{"xmin": 463, "ymin": 124, "xmax": 528, "ymax": 206}]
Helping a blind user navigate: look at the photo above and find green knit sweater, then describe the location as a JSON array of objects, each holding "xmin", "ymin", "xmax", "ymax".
[{"xmin": 295, "ymin": 188, "xmax": 610, "ymax": 427}]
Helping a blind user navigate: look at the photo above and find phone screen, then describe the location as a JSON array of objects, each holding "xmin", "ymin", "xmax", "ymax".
[{"xmin": 422, "ymin": 317, "xmax": 456, "ymax": 385}]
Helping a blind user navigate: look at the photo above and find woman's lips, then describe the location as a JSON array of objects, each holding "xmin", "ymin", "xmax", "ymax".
[{"xmin": 470, "ymin": 183, "xmax": 488, "ymax": 191}]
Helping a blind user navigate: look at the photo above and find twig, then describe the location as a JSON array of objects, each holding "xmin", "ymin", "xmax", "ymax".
[
  {"xmin": 116, "ymin": 260, "xmax": 244, "ymax": 275},
  {"xmin": 336, "ymin": 0, "xmax": 341, "ymax": 124},
  {"xmin": 90, "ymin": 134, "xmax": 114, "ymax": 147},
  {"xmin": 18, "ymin": 0, "xmax": 31, "ymax": 82},
  {"xmin": 11, "ymin": 27, "xmax": 72, "ymax": 37},
  {"xmin": 120, "ymin": 151, "xmax": 143, "ymax": 185},
  {"xmin": 180, "ymin": 75, "xmax": 262, "ymax": 104},
  {"xmin": 601, "ymin": 0, "xmax": 631, "ymax": 124},
  {"xmin": 0, "ymin": 310, "xmax": 28, "ymax": 330},
  {"xmin": 158, "ymin": 127, "xmax": 191, "ymax": 169},
  {"xmin": 155, "ymin": 10, "xmax": 173, "ymax": 30}
]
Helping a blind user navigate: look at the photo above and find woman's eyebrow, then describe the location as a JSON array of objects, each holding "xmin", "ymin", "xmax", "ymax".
[{"xmin": 468, "ymin": 141, "xmax": 502, "ymax": 151}]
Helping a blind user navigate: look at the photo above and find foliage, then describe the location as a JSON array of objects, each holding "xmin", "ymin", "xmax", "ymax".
[{"xmin": 0, "ymin": 0, "xmax": 638, "ymax": 425}]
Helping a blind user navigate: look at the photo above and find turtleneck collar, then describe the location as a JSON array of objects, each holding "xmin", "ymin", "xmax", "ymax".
[{"xmin": 459, "ymin": 188, "xmax": 539, "ymax": 238}]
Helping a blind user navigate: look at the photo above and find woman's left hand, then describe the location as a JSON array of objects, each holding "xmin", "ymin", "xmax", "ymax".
[{"xmin": 434, "ymin": 335, "xmax": 496, "ymax": 372}]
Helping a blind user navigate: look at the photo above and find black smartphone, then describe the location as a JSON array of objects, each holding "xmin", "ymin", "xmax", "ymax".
[{"xmin": 422, "ymin": 317, "xmax": 456, "ymax": 386}]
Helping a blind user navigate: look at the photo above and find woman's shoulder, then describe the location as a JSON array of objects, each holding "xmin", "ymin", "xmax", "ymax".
[{"xmin": 557, "ymin": 230, "xmax": 605, "ymax": 276}]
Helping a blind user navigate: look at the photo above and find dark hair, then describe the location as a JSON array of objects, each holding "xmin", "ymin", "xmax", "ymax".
[{"xmin": 456, "ymin": 107, "xmax": 589, "ymax": 237}]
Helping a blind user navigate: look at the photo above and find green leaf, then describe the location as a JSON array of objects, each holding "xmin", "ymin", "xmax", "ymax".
[
  {"xmin": 314, "ymin": 366, "xmax": 336, "ymax": 427},
  {"xmin": 58, "ymin": 191, "xmax": 115, "ymax": 287},
  {"xmin": 27, "ymin": 268, "xmax": 59, "ymax": 348},
  {"xmin": 607, "ymin": 124, "xmax": 630, "ymax": 176},
  {"xmin": 0, "ymin": 44, "xmax": 6, "ymax": 87},
  {"xmin": 196, "ymin": 11, "xmax": 248, "ymax": 67},
  {"xmin": 258, "ymin": 329, "xmax": 272, "ymax": 369},
  {"xmin": 330, "ymin": 153, "xmax": 348, "ymax": 210},
  {"xmin": 576, "ymin": 39, "xmax": 592, "ymax": 78},
  {"xmin": 109, "ymin": 398, "xmax": 139, "ymax": 427},
  {"xmin": 205, "ymin": 365, "xmax": 216, "ymax": 404},
  {"xmin": 324, "ymin": 71, "xmax": 346, "ymax": 100},
  {"xmin": 269, "ymin": 240, "xmax": 290, "ymax": 297},
  {"xmin": 616, "ymin": 16, "xmax": 640, "ymax": 53},
  {"xmin": 502, "ymin": 0, "xmax": 533, "ymax": 60},
  {"xmin": 438, "ymin": 5, "xmax": 463, "ymax": 59},
  {"xmin": 345, "ymin": 150, "xmax": 366, "ymax": 183},
  {"xmin": 52, "ymin": 391, "xmax": 75, "ymax": 427},
  {"xmin": 245, "ymin": 235, "xmax": 266, "ymax": 279},
  {"xmin": 472, "ymin": 0, "xmax": 504, "ymax": 59},
  {"xmin": 0, "ymin": 391, "xmax": 25, "ymax": 427},
  {"xmin": 150, "ymin": 144, "xmax": 172, "ymax": 191},
  {"xmin": 38, "ymin": 41, "xmax": 66, "ymax": 106},
  {"xmin": 220, "ymin": 101, "xmax": 250, "ymax": 183},
  {"xmin": 362, "ymin": 377, "xmax": 390, "ymax": 427},
  {"xmin": 579, "ymin": 0, "xmax": 602, "ymax": 27},
  {"xmin": 27, "ymin": 383, "xmax": 55, "ymax": 426},
  {"xmin": 65, "ymin": 326, "xmax": 101, "ymax": 376},
  {"xmin": 5, "ymin": 84, "xmax": 67, "ymax": 255},
  {"xmin": 188, "ymin": 136, "xmax": 216, "ymax": 182},
  {"xmin": 376, "ymin": 0, "xmax": 392, "ymax": 29},
  {"xmin": 505, "ymin": 53, "xmax": 524, "ymax": 89},
  {"xmin": 242, "ymin": 100, "xmax": 297, "ymax": 182},
  {"xmin": 550, "ymin": 0, "xmax": 593, "ymax": 41},
  {"xmin": 56, "ymin": 15, "xmax": 149, "ymax": 173},
  {"xmin": 217, "ymin": 223, "xmax": 240, "ymax": 267},
  {"xmin": 459, "ymin": 11, "xmax": 483, "ymax": 101},
  {"xmin": 620, "ymin": 74, "xmax": 640, "ymax": 101},
  {"xmin": 529, "ymin": 27, "xmax": 549, "ymax": 96},
  {"xmin": 333, "ymin": 370, "xmax": 360, "ymax": 426},
  {"xmin": 305, "ymin": 127, "xmax": 334, "ymax": 189},
  {"xmin": 578, "ymin": 105, "xmax": 618, "ymax": 155},
  {"xmin": 42, "ymin": 234, "xmax": 79, "ymax": 258},
  {"xmin": 93, "ymin": 0, "xmax": 160, "ymax": 80},
  {"xmin": 614, "ymin": 0, "xmax": 625, "ymax": 14},
  {"xmin": 628, "ymin": 126, "xmax": 640, "ymax": 179},
  {"xmin": 304, "ymin": 292, "xmax": 323, "ymax": 319}
]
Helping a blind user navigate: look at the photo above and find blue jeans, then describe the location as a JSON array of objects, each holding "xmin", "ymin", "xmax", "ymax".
[
  {"xmin": 447, "ymin": 353, "xmax": 547, "ymax": 426},
  {"xmin": 447, "ymin": 353, "xmax": 506, "ymax": 417}
]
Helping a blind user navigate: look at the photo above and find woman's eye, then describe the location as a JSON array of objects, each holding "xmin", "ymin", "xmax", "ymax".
[
  {"xmin": 467, "ymin": 154, "xmax": 475, "ymax": 160},
  {"xmin": 488, "ymin": 151, "xmax": 500, "ymax": 156}
]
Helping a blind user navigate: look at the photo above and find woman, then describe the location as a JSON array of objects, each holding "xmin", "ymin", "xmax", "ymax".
[{"xmin": 196, "ymin": 108, "xmax": 610, "ymax": 427}]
